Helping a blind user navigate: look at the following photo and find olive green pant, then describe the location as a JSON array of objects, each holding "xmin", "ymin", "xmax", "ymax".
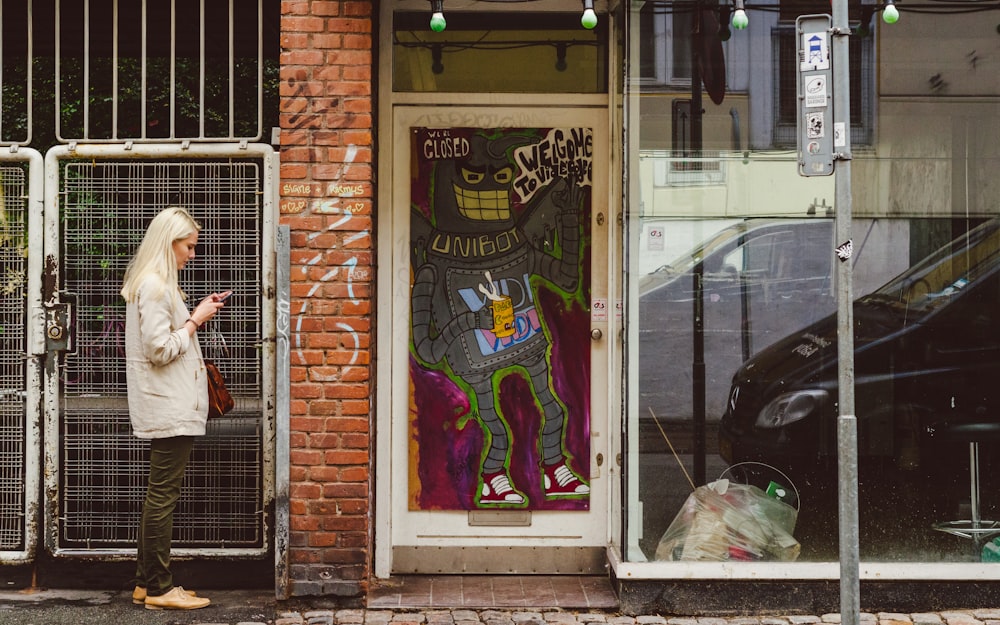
[{"xmin": 134, "ymin": 436, "xmax": 195, "ymax": 597}]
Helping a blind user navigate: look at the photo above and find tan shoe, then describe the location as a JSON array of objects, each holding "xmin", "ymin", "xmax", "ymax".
[
  {"xmin": 132, "ymin": 585, "xmax": 197, "ymax": 605},
  {"xmin": 144, "ymin": 586, "xmax": 210, "ymax": 610}
]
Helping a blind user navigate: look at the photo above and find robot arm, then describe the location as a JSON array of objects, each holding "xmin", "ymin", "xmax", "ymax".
[
  {"xmin": 534, "ymin": 179, "xmax": 582, "ymax": 292},
  {"xmin": 411, "ymin": 264, "xmax": 491, "ymax": 364}
]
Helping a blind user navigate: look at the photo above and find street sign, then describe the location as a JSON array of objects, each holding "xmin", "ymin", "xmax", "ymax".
[{"xmin": 796, "ymin": 14, "xmax": 834, "ymax": 176}]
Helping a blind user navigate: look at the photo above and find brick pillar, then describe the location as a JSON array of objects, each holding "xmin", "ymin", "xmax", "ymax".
[{"xmin": 279, "ymin": 0, "xmax": 374, "ymax": 600}]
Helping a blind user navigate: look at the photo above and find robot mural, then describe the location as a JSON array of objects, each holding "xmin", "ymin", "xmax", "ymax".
[{"xmin": 409, "ymin": 127, "xmax": 593, "ymax": 510}]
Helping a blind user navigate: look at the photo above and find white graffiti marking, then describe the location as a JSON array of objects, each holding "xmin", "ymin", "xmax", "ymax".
[
  {"xmin": 344, "ymin": 256, "xmax": 359, "ymax": 304},
  {"xmin": 302, "ymin": 253, "xmax": 322, "ymax": 275},
  {"xmin": 276, "ymin": 297, "xmax": 290, "ymax": 341},
  {"xmin": 344, "ymin": 231, "xmax": 369, "ymax": 246},
  {"xmin": 293, "ymin": 313, "xmax": 305, "ymax": 364}
]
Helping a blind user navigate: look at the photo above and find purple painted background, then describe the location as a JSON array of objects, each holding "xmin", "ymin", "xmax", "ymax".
[{"xmin": 408, "ymin": 127, "xmax": 592, "ymax": 511}]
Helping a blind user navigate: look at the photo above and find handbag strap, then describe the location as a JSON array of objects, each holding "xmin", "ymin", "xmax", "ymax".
[{"xmin": 203, "ymin": 324, "xmax": 231, "ymax": 361}]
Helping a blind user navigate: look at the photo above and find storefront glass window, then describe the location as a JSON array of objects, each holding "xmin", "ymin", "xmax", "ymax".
[{"xmin": 626, "ymin": 0, "xmax": 1000, "ymax": 568}]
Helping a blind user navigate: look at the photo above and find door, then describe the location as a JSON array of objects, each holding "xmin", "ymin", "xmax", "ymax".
[
  {"xmin": 39, "ymin": 145, "xmax": 277, "ymax": 563},
  {"xmin": 381, "ymin": 105, "xmax": 611, "ymax": 574}
]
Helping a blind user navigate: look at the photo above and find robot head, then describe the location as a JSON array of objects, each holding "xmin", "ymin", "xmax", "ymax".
[{"xmin": 434, "ymin": 133, "xmax": 530, "ymax": 233}]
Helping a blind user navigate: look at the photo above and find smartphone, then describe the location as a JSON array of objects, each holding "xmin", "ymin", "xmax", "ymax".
[{"xmin": 218, "ymin": 291, "xmax": 234, "ymax": 302}]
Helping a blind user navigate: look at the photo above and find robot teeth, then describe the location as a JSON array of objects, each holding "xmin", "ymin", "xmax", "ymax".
[{"xmin": 455, "ymin": 186, "xmax": 510, "ymax": 220}]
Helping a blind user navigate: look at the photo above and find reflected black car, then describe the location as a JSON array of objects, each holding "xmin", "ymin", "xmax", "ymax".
[{"xmin": 718, "ymin": 218, "xmax": 1000, "ymax": 479}]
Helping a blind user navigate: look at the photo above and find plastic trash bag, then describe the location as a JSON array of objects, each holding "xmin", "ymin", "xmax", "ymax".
[{"xmin": 654, "ymin": 479, "xmax": 800, "ymax": 562}]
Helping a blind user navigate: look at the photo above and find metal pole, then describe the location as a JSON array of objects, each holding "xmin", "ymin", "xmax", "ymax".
[
  {"xmin": 738, "ymin": 231, "xmax": 751, "ymax": 362},
  {"xmin": 690, "ymin": 2, "xmax": 703, "ymax": 166},
  {"xmin": 690, "ymin": 0, "xmax": 706, "ymax": 486},
  {"xmin": 830, "ymin": 0, "xmax": 859, "ymax": 622},
  {"xmin": 274, "ymin": 224, "xmax": 291, "ymax": 599},
  {"xmin": 693, "ymin": 266, "xmax": 706, "ymax": 485}
]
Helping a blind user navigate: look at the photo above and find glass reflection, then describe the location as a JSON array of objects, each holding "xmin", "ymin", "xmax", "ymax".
[{"xmin": 628, "ymin": 0, "xmax": 1000, "ymax": 564}]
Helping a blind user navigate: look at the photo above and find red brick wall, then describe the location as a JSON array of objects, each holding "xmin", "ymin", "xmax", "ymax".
[{"xmin": 279, "ymin": 0, "xmax": 375, "ymax": 599}]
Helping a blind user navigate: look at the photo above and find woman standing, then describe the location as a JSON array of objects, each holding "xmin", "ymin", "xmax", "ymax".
[{"xmin": 121, "ymin": 206, "xmax": 228, "ymax": 610}]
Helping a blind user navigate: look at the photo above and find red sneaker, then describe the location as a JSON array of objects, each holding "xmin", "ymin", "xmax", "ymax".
[
  {"xmin": 479, "ymin": 470, "xmax": 525, "ymax": 505},
  {"xmin": 543, "ymin": 461, "xmax": 590, "ymax": 497}
]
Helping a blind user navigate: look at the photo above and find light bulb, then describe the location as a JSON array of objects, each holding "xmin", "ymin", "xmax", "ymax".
[
  {"xmin": 732, "ymin": 9, "xmax": 748, "ymax": 30},
  {"xmin": 882, "ymin": 2, "xmax": 899, "ymax": 23},
  {"xmin": 581, "ymin": 8, "xmax": 598, "ymax": 29},
  {"xmin": 430, "ymin": 11, "xmax": 446, "ymax": 32}
]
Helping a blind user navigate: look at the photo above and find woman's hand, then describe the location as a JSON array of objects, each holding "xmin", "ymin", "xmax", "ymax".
[{"xmin": 189, "ymin": 292, "xmax": 230, "ymax": 328}]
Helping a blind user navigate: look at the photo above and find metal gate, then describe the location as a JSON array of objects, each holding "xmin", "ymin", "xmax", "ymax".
[
  {"xmin": 0, "ymin": 0, "xmax": 280, "ymax": 567},
  {"xmin": 4, "ymin": 147, "xmax": 279, "ymax": 562},
  {"xmin": 41, "ymin": 144, "xmax": 277, "ymax": 557},
  {"xmin": 0, "ymin": 149, "xmax": 44, "ymax": 563}
]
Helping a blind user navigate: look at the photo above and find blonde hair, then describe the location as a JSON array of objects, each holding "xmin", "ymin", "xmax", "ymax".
[{"xmin": 121, "ymin": 206, "xmax": 202, "ymax": 303}]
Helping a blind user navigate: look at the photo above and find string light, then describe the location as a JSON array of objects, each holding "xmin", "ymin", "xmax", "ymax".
[
  {"xmin": 732, "ymin": 0, "xmax": 748, "ymax": 30},
  {"xmin": 581, "ymin": 0, "xmax": 598, "ymax": 30},
  {"xmin": 883, "ymin": 0, "xmax": 899, "ymax": 23},
  {"xmin": 429, "ymin": 0, "xmax": 446, "ymax": 32}
]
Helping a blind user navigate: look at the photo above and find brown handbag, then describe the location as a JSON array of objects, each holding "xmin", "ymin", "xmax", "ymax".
[{"xmin": 205, "ymin": 360, "xmax": 235, "ymax": 418}]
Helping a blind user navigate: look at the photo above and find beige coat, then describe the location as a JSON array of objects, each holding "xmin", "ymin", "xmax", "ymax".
[{"xmin": 124, "ymin": 275, "xmax": 208, "ymax": 439}]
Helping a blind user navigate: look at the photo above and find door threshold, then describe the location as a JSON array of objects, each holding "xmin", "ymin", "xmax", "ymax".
[{"xmin": 368, "ymin": 574, "xmax": 619, "ymax": 610}]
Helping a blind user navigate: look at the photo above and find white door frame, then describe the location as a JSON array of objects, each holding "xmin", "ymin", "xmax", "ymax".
[{"xmin": 374, "ymin": 103, "xmax": 616, "ymax": 576}]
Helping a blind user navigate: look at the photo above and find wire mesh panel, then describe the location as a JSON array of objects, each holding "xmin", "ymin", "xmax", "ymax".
[
  {"xmin": 0, "ymin": 165, "xmax": 28, "ymax": 551},
  {"xmin": 58, "ymin": 159, "xmax": 265, "ymax": 549}
]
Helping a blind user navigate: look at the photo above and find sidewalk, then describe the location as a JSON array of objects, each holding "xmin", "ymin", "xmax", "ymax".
[{"xmin": 2, "ymin": 589, "xmax": 1000, "ymax": 625}]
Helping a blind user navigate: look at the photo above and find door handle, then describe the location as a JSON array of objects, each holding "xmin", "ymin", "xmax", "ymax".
[
  {"xmin": 590, "ymin": 328, "xmax": 603, "ymax": 341},
  {"xmin": 44, "ymin": 291, "xmax": 76, "ymax": 353}
]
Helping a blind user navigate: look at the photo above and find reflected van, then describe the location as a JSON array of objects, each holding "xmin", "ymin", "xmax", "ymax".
[{"xmin": 638, "ymin": 218, "xmax": 838, "ymax": 424}]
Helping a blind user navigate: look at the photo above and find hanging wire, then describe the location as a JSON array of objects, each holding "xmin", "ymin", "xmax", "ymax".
[
  {"xmin": 394, "ymin": 29, "xmax": 602, "ymax": 55},
  {"xmin": 636, "ymin": 0, "xmax": 1000, "ymax": 14}
]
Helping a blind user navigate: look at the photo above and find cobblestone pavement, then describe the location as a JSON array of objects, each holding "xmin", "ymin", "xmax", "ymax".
[
  {"xmin": 3, "ymin": 590, "xmax": 1000, "ymax": 625},
  {"xmin": 269, "ymin": 609, "xmax": 1000, "ymax": 625}
]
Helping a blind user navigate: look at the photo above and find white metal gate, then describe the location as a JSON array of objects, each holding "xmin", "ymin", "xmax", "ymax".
[
  {"xmin": 41, "ymin": 144, "xmax": 277, "ymax": 557},
  {"xmin": 0, "ymin": 0, "xmax": 281, "ymax": 568},
  {"xmin": 0, "ymin": 149, "xmax": 44, "ymax": 563}
]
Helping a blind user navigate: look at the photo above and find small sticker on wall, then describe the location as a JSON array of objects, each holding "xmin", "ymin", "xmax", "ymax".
[
  {"xmin": 592, "ymin": 298, "xmax": 608, "ymax": 322},
  {"xmin": 801, "ymin": 32, "xmax": 830, "ymax": 71},
  {"xmin": 834, "ymin": 122, "xmax": 846, "ymax": 147},
  {"xmin": 835, "ymin": 239, "xmax": 853, "ymax": 262},
  {"xmin": 804, "ymin": 75, "xmax": 827, "ymax": 108},
  {"xmin": 647, "ymin": 226, "xmax": 665, "ymax": 251},
  {"xmin": 807, "ymin": 112, "xmax": 825, "ymax": 139}
]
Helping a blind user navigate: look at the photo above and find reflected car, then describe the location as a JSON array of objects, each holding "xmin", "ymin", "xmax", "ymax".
[
  {"xmin": 638, "ymin": 218, "xmax": 837, "ymax": 423},
  {"xmin": 638, "ymin": 218, "xmax": 835, "ymax": 304},
  {"xmin": 718, "ymin": 218, "xmax": 1000, "ymax": 479}
]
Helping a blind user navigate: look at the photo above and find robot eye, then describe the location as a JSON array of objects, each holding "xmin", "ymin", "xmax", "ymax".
[
  {"xmin": 461, "ymin": 168, "xmax": 485, "ymax": 185},
  {"xmin": 493, "ymin": 167, "xmax": 513, "ymax": 184}
]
